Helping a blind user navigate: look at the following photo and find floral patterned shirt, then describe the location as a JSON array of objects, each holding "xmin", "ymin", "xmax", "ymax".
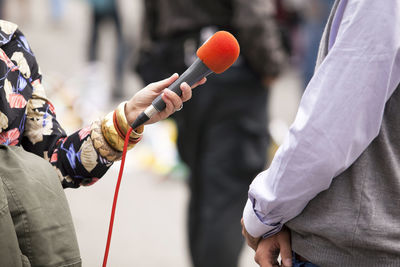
[{"xmin": 0, "ymin": 20, "xmax": 111, "ymax": 188}]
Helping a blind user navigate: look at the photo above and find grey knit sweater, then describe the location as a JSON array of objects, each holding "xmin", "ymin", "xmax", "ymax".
[{"xmin": 286, "ymin": 1, "xmax": 400, "ymax": 266}]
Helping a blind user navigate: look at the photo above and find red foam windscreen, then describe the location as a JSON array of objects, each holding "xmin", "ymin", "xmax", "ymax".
[{"xmin": 196, "ymin": 31, "xmax": 240, "ymax": 74}]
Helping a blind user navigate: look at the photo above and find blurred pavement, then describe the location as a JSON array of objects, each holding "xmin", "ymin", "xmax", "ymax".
[{"xmin": 4, "ymin": 0, "xmax": 303, "ymax": 266}]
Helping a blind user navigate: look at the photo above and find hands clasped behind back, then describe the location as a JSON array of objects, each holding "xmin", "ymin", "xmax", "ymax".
[{"xmin": 241, "ymin": 219, "xmax": 292, "ymax": 267}]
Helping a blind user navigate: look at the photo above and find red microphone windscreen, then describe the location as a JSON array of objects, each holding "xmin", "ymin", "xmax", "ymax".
[{"xmin": 196, "ymin": 31, "xmax": 240, "ymax": 74}]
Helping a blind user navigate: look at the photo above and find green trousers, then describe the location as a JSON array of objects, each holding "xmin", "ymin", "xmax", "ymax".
[{"xmin": 0, "ymin": 145, "xmax": 81, "ymax": 267}]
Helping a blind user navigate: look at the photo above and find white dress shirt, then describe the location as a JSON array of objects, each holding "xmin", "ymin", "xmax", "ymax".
[{"xmin": 243, "ymin": 0, "xmax": 400, "ymax": 238}]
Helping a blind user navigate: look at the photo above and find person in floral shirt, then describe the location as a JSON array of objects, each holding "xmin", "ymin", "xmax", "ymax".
[{"xmin": 0, "ymin": 20, "xmax": 204, "ymax": 266}]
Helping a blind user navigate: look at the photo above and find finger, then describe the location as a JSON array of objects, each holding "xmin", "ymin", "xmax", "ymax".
[
  {"xmin": 161, "ymin": 89, "xmax": 182, "ymax": 114},
  {"xmin": 163, "ymin": 89, "xmax": 182, "ymax": 110},
  {"xmin": 160, "ymin": 92, "xmax": 175, "ymax": 116},
  {"xmin": 254, "ymin": 251, "xmax": 277, "ymax": 267},
  {"xmin": 180, "ymin": 82, "xmax": 192, "ymax": 102},
  {"xmin": 255, "ymin": 253, "xmax": 279, "ymax": 267},
  {"xmin": 246, "ymin": 239, "xmax": 257, "ymax": 251},
  {"xmin": 149, "ymin": 73, "xmax": 179, "ymax": 93},
  {"xmin": 241, "ymin": 218, "xmax": 246, "ymax": 237},
  {"xmin": 192, "ymin": 77, "xmax": 207, "ymax": 89},
  {"xmin": 278, "ymin": 229, "xmax": 292, "ymax": 267},
  {"xmin": 254, "ymin": 238, "xmax": 280, "ymax": 267},
  {"xmin": 242, "ymin": 229, "xmax": 258, "ymax": 251}
]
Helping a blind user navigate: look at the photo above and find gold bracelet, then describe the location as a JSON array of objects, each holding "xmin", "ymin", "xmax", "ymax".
[
  {"xmin": 115, "ymin": 101, "xmax": 144, "ymax": 139},
  {"xmin": 101, "ymin": 111, "xmax": 135, "ymax": 152},
  {"xmin": 90, "ymin": 119, "xmax": 122, "ymax": 161}
]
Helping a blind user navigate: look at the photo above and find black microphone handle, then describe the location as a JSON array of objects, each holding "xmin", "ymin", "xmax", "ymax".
[
  {"xmin": 151, "ymin": 58, "xmax": 213, "ymax": 112},
  {"xmin": 130, "ymin": 58, "xmax": 213, "ymax": 130}
]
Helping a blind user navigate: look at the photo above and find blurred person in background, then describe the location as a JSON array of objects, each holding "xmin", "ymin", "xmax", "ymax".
[
  {"xmin": 0, "ymin": 20, "xmax": 204, "ymax": 266},
  {"xmin": 297, "ymin": 0, "xmax": 334, "ymax": 86},
  {"xmin": 273, "ymin": 0, "xmax": 334, "ymax": 87},
  {"xmin": 136, "ymin": 1, "xmax": 286, "ymax": 266},
  {"xmin": 49, "ymin": 0, "xmax": 65, "ymax": 23},
  {"xmin": 274, "ymin": 0, "xmax": 302, "ymax": 60},
  {"xmin": 87, "ymin": 0, "xmax": 125, "ymax": 100}
]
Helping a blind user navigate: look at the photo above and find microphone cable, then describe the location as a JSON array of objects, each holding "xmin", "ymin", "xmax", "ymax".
[{"xmin": 102, "ymin": 126, "xmax": 133, "ymax": 267}]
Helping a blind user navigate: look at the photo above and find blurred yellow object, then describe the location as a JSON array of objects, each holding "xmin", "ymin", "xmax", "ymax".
[
  {"xmin": 267, "ymin": 140, "xmax": 280, "ymax": 166},
  {"xmin": 132, "ymin": 119, "xmax": 188, "ymax": 180},
  {"xmin": 164, "ymin": 119, "xmax": 178, "ymax": 143}
]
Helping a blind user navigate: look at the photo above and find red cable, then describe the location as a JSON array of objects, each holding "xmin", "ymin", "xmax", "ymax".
[{"xmin": 102, "ymin": 127, "xmax": 133, "ymax": 267}]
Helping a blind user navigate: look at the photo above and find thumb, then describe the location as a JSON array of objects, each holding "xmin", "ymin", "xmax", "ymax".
[
  {"xmin": 149, "ymin": 73, "xmax": 179, "ymax": 93},
  {"xmin": 278, "ymin": 229, "xmax": 292, "ymax": 267}
]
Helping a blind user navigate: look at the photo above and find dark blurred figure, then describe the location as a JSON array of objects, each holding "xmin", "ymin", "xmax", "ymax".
[
  {"xmin": 136, "ymin": 1, "xmax": 286, "ymax": 266},
  {"xmin": 87, "ymin": 0, "xmax": 125, "ymax": 99},
  {"xmin": 272, "ymin": 0, "xmax": 334, "ymax": 87},
  {"xmin": 274, "ymin": 0, "xmax": 302, "ymax": 58},
  {"xmin": 297, "ymin": 0, "xmax": 335, "ymax": 86}
]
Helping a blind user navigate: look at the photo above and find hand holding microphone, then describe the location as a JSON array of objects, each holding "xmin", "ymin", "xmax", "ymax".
[
  {"xmin": 127, "ymin": 31, "xmax": 240, "ymax": 129},
  {"xmin": 125, "ymin": 73, "xmax": 206, "ymax": 125}
]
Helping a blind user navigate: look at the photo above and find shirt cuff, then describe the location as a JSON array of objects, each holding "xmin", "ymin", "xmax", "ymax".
[{"xmin": 243, "ymin": 198, "xmax": 281, "ymax": 238}]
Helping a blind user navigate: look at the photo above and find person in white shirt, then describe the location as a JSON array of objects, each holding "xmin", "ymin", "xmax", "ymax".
[{"xmin": 241, "ymin": 0, "xmax": 400, "ymax": 266}]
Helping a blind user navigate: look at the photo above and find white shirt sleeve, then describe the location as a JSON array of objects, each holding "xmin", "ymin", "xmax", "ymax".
[{"xmin": 243, "ymin": 0, "xmax": 400, "ymax": 238}]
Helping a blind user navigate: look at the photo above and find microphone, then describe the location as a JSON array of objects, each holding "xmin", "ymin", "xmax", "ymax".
[{"xmin": 131, "ymin": 31, "xmax": 240, "ymax": 129}]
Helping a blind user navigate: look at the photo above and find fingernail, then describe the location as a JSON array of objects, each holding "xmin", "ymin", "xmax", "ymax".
[{"xmin": 283, "ymin": 258, "xmax": 292, "ymax": 267}]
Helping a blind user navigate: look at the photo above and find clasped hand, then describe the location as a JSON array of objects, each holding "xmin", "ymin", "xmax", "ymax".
[{"xmin": 241, "ymin": 218, "xmax": 292, "ymax": 267}]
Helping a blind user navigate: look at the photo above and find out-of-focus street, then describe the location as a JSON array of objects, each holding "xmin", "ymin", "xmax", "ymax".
[{"xmin": 3, "ymin": 0, "xmax": 302, "ymax": 266}]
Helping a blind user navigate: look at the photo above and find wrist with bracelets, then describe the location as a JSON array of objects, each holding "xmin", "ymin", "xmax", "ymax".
[
  {"xmin": 93, "ymin": 102, "xmax": 144, "ymax": 160},
  {"xmin": 113, "ymin": 101, "xmax": 143, "ymax": 145},
  {"xmin": 102, "ymin": 101, "xmax": 144, "ymax": 152}
]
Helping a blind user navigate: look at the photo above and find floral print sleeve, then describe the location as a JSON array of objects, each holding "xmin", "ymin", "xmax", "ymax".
[{"xmin": 0, "ymin": 21, "xmax": 111, "ymax": 188}]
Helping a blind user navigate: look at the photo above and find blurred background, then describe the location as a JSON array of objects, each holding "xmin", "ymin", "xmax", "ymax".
[{"xmin": 1, "ymin": 0, "xmax": 333, "ymax": 266}]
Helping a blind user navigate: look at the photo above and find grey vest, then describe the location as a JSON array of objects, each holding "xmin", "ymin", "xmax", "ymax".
[{"xmin": 286, "ymin": 1, "xmax": 400, "ymax": 266}]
